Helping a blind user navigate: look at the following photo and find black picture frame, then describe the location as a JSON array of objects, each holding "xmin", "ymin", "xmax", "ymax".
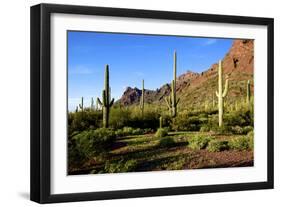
[{"xmin": 30, "ymin": 3, "xmax": 274, "ymax": 204}]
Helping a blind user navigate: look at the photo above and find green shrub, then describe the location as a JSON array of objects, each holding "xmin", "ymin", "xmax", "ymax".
[
  {"xmin": 143, "ymin": 128, "xmax": 154, "ymax": 134},
  {"xmin": 155, "ymin": 128, "xmax": 169, "ymax": 138},
  {"xmin": 159, "ymin": 137, "xmax": 175, "ymax": 148},
  {"xmin": 109, "ymin": 107, "xmax": 131, "ymax": 129},
  {"xmin": 207, "ymin": 140, "xmax": 229, "ymax": 152},
  {"xmin": 229, "ymin": 136, "xmax": 252, "ymax": 151},
  {"xmin": 69, "ymin": 128, "xmax": 116, "ymax": 164},
  {"xmin": 200, "ymin": 125, "xmax": 210, "ymax": 132},
  {"xmin": 243, "ymin": 126, "xmax": 254, "ymax": 135},
  {"xmin": 231, "ymin": 125, "xmax": 243, "ymax": 134},
  {"xmin": 171, "ymin": 111, "xmax": 204, "ymax": 131},
  {"xmin": 189, "ymin": 135, "xmax": 213, "ymax": 150},
  {"xmin": 132, "ymin": 128, "xmax": 144, "ymax": 135},
  {"xmin": 122, "ymin": 126, "xmax": 134, "ymax": 135},
  {"xmin": 210, "ymin": 125, "xmax": 231, "ymax": 135},
  {"xmin": 115, "ymin": 129, "xmax": 125, "ymax": 137},
  {"xmin": 247, "ymin": 131, "xmax": 254, "ymax": 150},
  {"xmin": 104, "ymin": 159, "xmax": 138, "ymax": 173},
  {"xmin": 68, "ymin": 111, "xmax": 103, "ymax": 134}
]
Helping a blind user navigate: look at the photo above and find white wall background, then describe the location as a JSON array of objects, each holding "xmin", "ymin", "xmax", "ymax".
[{"xmin": 0, "ymin": 0, "xmax": 279, "ymax": 206}]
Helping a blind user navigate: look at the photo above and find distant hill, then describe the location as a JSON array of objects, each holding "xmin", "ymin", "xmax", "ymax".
[{"xmin": 117, "ymin": 39, "xmax": 254, "ymax": 109}]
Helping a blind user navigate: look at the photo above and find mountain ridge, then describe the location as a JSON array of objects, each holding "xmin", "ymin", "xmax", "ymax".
[{"xmin": 117, "ymin": 39, "xmax": 254, "ymax": 108}]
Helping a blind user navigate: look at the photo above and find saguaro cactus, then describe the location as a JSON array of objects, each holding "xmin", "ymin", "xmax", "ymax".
[
  {"xmin": 215, "ymin": 60, "xmax": 229, "ymax": 127},
  {"xmin": 75, "ymin": 106, "xmax": 78, "ymax": 113},
  {"xmin": 246, "ymin": 80, "xmax": 251, "ymax": 105},
  {"xmin": 90, "ymin": 97, "xmax": 95, "ymax": 111},
  {"xmin": 97, "ymin": 65, "xmax": 115, "ymax": 128},
  {"xmin": 79, "ymin": 97, "xmax": 84, "ymax": 113},
  {"xmin": 159, "ymin": 116, "xmax": 163, "ymax": 129},
  {"xmin": 165, "ymin": 51, "xmax": 180, "ymax": 117},
  {"xmin": 140, "ymin": 79, "xmax": 145, "ymax": 116}
]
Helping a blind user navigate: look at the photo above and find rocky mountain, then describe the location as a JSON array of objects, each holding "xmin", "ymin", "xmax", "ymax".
[{"xmin": 118, "ymin": 39, "xmax": 254, "ymax": 108}]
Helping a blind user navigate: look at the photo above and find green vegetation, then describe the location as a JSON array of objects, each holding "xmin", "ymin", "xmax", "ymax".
[
  {"xmin": 155, "ymin": 128, "xmax": 169, "ymax": 138},
  {"xmin": 207, "ymin": 140, "xmax": 229, "ymax": 152},
  {"xmin": 68, "ymin": 55, "xmax": 254, "ymax": 175},
  {"xmin": 229, "ymin": 136, "xmax": 253, "ymax": 151},
  {"xmin": 188, "ymin": 135, "xmax": 213, "ymax": 150},
  {"xmin": 140, "ymin": 79, "xmax": 145, "ymax": 116}
]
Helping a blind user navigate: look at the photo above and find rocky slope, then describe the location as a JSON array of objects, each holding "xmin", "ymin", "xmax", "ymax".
[{"xmin": 118, "ymin": 39, "xmax": 254, "ymax": 108}]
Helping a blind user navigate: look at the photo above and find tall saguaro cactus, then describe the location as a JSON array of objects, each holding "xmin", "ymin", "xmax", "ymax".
[
  {"xmin": 97, "ymin": 65, "xmax": 115, "ymax": 128},
  {"xmin": 164, "ymin": 51, "xmax": 180, "ymax": 117},
  {"xmin": 90, "ymin": 97, "xmax": 95, "ymax": 111},
  {"xmin": 140, "ymin": 79, "xmax": 145, "ymax": 116},
  {"xmin": 215, "ymin": 60, "xmax": 229, "ymax": 127},
  {"xmin": 79, "ymin": 97, "xmax": 84, "ymax": 113},
  {"xmin": 246, "ymin": 80, "xmax": 251, "ymax": 105}
]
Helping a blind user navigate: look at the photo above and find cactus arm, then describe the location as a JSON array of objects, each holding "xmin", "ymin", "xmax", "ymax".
[
  {"xmin": 97, "ymin": 98, "xmax": 103, "ymax": 106},
  {"xmin": 215, "ymin": 91, "xmax": 219, "ymax": 97},
  {"xmin": 176, "ymin": 98, "xmax": 180, "ymax": 105},
  {"xmin": 222, "ymin": 79, "xmax": 229, "ymax": 98},
  {"xmin": 109, "ymin": 98, "xmax": 115, "ymax": 107},
  {"xmin": 164, "ymin": 97, "xmax": 171, "ymax": 109}
]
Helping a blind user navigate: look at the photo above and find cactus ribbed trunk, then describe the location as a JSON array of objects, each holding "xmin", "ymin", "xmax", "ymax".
[
  {"xmin": 216, "ymin": 60, "xmax": 229, "ymax": 127},
  {"xmin": 79, "ymin": 97, "xmax": 84, "ymax": 113},
  {"xmin": 91, "ymin": 97, "xmax": 94, "ymax": 111},
  {"xmin": 97, "ymin": 65, "xmax": 114, "ymax": 128},
  {"xmin": 165, "ymin": 51, "xmax": 180, "ymax": 118},
  {"xmin": 140, "ymin": 79, "xmax": 144, "ymax": 116}
]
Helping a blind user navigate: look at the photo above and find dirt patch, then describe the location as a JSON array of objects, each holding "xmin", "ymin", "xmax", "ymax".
[{"xmin": 187, "ymin": 150, "xmax": 253, "ymax": 169}]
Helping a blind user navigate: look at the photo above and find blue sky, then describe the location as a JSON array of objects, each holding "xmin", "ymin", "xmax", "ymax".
[{"xmin": 68, "ymin": 31, "xmax": 233, "ymax": 111}]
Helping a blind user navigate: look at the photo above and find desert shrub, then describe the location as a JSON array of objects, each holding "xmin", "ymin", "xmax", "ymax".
[
  {"xmin": 69, "ymin": 128, "xmax": 116, "ymax": 164},
  {"xmin": 200, "ymin": 125, "xmax": 210, "ymax": 132},
  {"xmin": 159, "ymin": 137, "xmax": 175, "ymax": 148},
  {"xmin": 155, "ymin": 128, "xmax": 169, "ymax": 138},
  {"xmin": 231, "ymin": 125, "xmax": 244, "ymax": 134},
  {"xmin": 143, "ymin": 128, "xmax": 154, "ymax": 134},
  {"xmin": 207, "ymin": 140, "xmax": 229, "ymax": 152},
  {"xmin": 210, "ymin": 125, "xmax": 231, "ymax": 135},
  {"xmin": 122, "ymin": 126, "xmax": 134, "ymax": 135},
  {"xmin": 229, "ymin": 136, "xmax": 252, "ymax": 151},
  {"xmin": 243, "ymin": 126, "xmax": 254, "ymax": 135},
  {"xmin": 132, "ymin": 128, "xmax": 144, "ymax": 135},
  {"xmin": 224, "ymin": 110, "xmax": 253, "ymax": 127},
  {"xmin": 115, "ymin": 129, "xmax": 125, "ymax": 137},
  {"xmin": 115, "ymin": 127, "xmax": 144, "ymax": 137},
  {"xmin": 109, "ymin": 107, "xmax": 131, "ymax": 129},
  {"xmin": 247, "ymin": 130, "xmax": 254, "ymax": 138},
  {"xmin": 68, "ymin": 111, "xmax": 103, "ymax": 134},
  {"xmin": 171, "ymin": 111, "xmax": 205, "ymax": 131},
  {"xmin": 104, "ymin": 159, "xmax": 138, "ymax": 173},
  {"xmin": 188, "ymin": 135, "xmax": 213, "ymax": 150},
  {"xmin": 247, "ymin": 131, "xmax": 254, "ymax": 150}
]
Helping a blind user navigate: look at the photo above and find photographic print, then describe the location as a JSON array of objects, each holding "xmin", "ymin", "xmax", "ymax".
[
  {"xmin": 31, "ymin": 4, "xmax": 273, "ymax": 203},
  {"xmin": 67, "ymin": 32, "xmax": 254, "ymax": 175}
]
